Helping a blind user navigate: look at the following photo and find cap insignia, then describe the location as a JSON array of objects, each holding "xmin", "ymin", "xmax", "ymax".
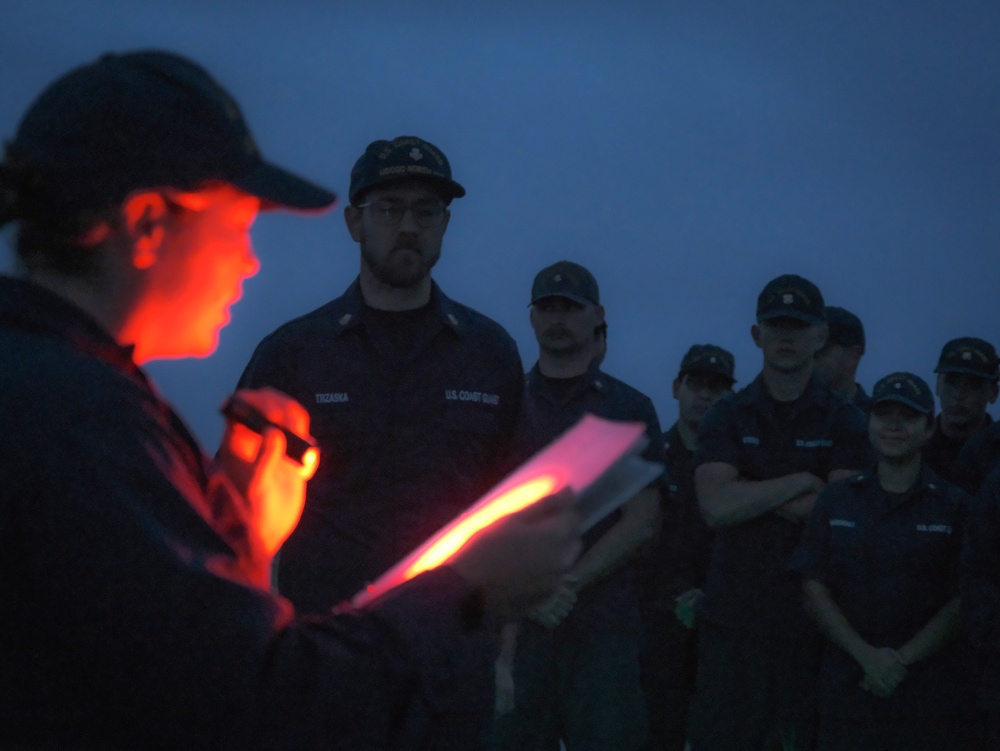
[
  {"xmin": 894, "ymin": 382, "xmax": 902, "ymax": 389},
  {"xmin": 554, "ymin": 274, "xmax": 563, "ymax": 282},
  {"xmin": 782, "ymin": 293, "xmax": 794, "ymax": 304},
  {"xmin": 709, "ymin": 357, "xmax": 717, "ymax": 363},
  {"xmin": 962, "ymin": 351, "xmax": 973, "ymax": 360},
  {"xmin": 409, "ymin": 148, "xmax": 423, "ymax": 161}
]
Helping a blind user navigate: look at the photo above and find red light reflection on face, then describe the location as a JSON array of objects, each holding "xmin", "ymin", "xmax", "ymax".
[{"xmin": 401, "ymin": 474, "xmax": 561, "ymax": 581}]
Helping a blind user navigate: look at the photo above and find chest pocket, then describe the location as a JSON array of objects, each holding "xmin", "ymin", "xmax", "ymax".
[{"xmin": 828, "ymin": 522, "xmax": 864, "ymax": 573}]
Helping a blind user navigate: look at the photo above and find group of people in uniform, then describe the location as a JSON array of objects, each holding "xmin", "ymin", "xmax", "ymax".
[{"xmin": 2, "ymin": 49, "xmax": 999, "ymax": 751}]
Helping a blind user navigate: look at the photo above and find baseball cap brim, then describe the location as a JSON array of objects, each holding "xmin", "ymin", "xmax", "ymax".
[
  {"xmin": 233, "ymin": 159, "xmax": 337, "ymax": 213},
  {"xmin": 933, "ymin": 364, "xmax": 997, "ymax": 379},
  {"xmin": 757, "ymin": 309, "xmax": 824, "ymax": 324},
  {"xmin": 872, "ymin": 393, "xmax": 934, "ymax": 415},
  {"xmin": 681, "ymin": 366, "xmax": 737, "ymax": 384},
  {"xmin": 528, "ymin": 292, "xmax": 592, "ymax": 307}
]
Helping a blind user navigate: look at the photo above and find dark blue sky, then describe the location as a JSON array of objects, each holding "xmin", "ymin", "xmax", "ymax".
[{"xmin": 3, "ymin": 1, "xmax": 998, "ymax": 446}]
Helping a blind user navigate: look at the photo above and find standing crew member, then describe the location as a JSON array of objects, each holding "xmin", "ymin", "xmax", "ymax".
[
  {"xmin": 793, "ymin": 373, "xmax": 978, "ymax": 751},
  {"xmin": 238, "ymin": 136, "xmax": 525, "ymax": 613},
  {"xmin": 237, "ymin": 135, "xmax": 527, "ymax": 745},
  {"xmin": 688, "ymin": 274, "xmax": 869, "ymax": 751},
  {"xmin": 639, "ymin": 344, "xmax": 735, "ymax": 751},
  {"xmin": 924, "ymin": 337, "xmax": 999, "ymax": 483},
  {"xmin": 493, "ymin": 261, "xmax": 665, "ymax": 751},
  {"xmin": 0, "ymin": 51, "xmax": 581, "ymax": 750},
  {"xmin": 813, "ymin": 305, "xmax": 871, "ymax": 412}
]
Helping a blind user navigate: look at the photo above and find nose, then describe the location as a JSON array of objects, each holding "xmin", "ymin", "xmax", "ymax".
[
  {"xmin": 397, "ymin": 206, "xmax": 422, "ymax": 233},
  {"xmin": 244, "ymin": 241, "xmax": 261, "ymax": 278}
]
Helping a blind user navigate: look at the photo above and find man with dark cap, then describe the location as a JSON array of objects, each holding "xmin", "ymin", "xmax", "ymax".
[
  {"xmin": 237, "ymin": 135, "xmax": 528, "ymax": 744},
  {"xmin": 687, "ymin": 274, "xmax": 870, "ymax": 751},
  {"xmin": 0, "ymin": 52, "xmax": 581, "ymax": 749},
  {"xmin": 493, "ymin": 260, "xmax": 665, "ymax": 751},
  {"xmin": 238, "ymin": 136, "xmax": 524, "ymax": 609},
  {"xmin": 793, "ymin": 373, "xmax": 978, "ymax": 751},
  {"xmin": 639, "ymin": 344, "xmax": 735, "ymax": 751},
  {"xmin": 924, "ymin": 337, "xmax": 999, "ymax": 483},
  {"xmin": 814, "ymin": 306, "xmax": 872, "ymax": 412}
]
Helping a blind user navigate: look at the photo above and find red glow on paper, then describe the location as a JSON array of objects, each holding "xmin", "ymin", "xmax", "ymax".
[
  {"xmin": 353, "ymin": 415, "xmax": 649, "ymax": 607},
  {"xmin": 400, "ymin": 474, "xmax": 560, "ymax": 581}
]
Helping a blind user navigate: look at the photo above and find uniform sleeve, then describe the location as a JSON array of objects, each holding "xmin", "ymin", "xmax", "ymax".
[
  {"xmin": 7, "ymin": 382, "xmax": 492, "ymax": 751},
  {"xmin": 961, "ymin": 466, "xmax": 1000, "ymax": 654},
  {"xmin": 637, "ymin": 396, "xmax": 665, "ymax": 464},
  {"xmin": 789, "ymin": 485, "xmax": 834, "ymax": 584},
  {"xmin": 692, "ymin": 395, "xmax": 739, "ymax": 469},
  {"xmin": 952, "ymin": 429, "xmax": 997, "ymax": 494}
]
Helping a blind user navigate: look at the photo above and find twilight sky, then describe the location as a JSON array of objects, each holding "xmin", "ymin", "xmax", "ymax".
[{"xmin": 2, "ymin": 0, "xmax": 998, "ymax": 446}]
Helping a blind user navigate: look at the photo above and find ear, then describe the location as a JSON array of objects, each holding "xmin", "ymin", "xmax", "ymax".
[
  {"xmin": 121, "ymin": 191, "xmax": 169, "ymax": 269},
  {"xmin": 846, "ymin": 345, "xmax": 864, "ymax": 369},
  {"xmin": 814, "ymin": 321, "xmax": 830, "ymax": 352},
  {"xmin": 344, "ymin": 204, "xmax": 363, "ymax": 243},
  {"xmin": 935, "ymin": 374, "xmax": 945, "ymax": 397},
  {"xmin": 672, "ymin": 378, "xmax": 682, "ymax": 400},
  {"xmin": 751, "ymin": 324, "xmax": 761, "ymax": 348},
  {"xmin": 990, "ymin": 381, "xmax": 999, "ymax": 404},
  {"xmin": 440, "ymin": 207, "xmax": 450, "ymax": 233}
]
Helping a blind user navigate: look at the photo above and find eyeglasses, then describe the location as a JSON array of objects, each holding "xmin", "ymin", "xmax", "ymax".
[{"xmin": 356, "ymin": 199, "xmax": 447, "ymax": 228}]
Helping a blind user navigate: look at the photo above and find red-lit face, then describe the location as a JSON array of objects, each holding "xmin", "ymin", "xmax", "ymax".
[{"xmin": 135, "ymin": 185, "xmax": 260, "ymax": 361}]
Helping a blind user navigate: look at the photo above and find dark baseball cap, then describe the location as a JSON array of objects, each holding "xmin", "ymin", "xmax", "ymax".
[
  {"xmin": 823, "ymin": 306, "xmax": 865, "ymax": 349},
  {"xmin": 679, "ymin": 344, "xmax": 736, "ymax": 384},
  {"xmin": 529, "ymin": 261, "xmax": 600, "ymax": 306},
  {"xmin": 871, "ymin": 372, "xmax": 935, "ymax": 415},
  {"xmin": 934, "ymin": 337, "xmax": 1000, "ymax": 380},
  {"xmin": 5, "ymin": 51, "xmax": 336, "ymax": 218},
  {"xmin": 756, "ymin": 274, "xmax": 825, "ymax": 324},
  {"xmin": 348, "ymin": 136, "xmax": 465, "ymax": 204}
]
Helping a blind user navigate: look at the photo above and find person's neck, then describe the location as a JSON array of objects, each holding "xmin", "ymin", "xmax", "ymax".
[
  {"xmin": 762, "ymin": 362, "xmax": 813, "ymax": 402},
  {"xmin": 676, "ymin": 417, "xmax": 699, "ymax": 450},
  {"xmin": 939, "ymin": 414, "xmax": 987, "ymax": 442},
  {"xmin": 25, "ymin": 268, "xmax": 132, "ymax": 346},
  {"xmin": 833, "ymin": 379, "xmax": 858, "ymax": 401},
  {"xmin": 359, "ymin": 268, "xmax": 432, "ymax": 311},
  {"xmin": 537, "ymin": 349, "xmax": 593, "ymax": 379},
  {"xmin": 877, "ymin": 453, "xmax": 922, "ymax": 494}
]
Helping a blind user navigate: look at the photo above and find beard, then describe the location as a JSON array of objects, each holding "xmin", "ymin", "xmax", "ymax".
[{"xmin": 360, "ymin": 238, "xmax": 440, "ymax": 289}]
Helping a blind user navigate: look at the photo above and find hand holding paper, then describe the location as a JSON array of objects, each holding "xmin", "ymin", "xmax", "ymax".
[{"xmin": 352, "ymin": 414, "xmax": 663, "ymax": 609}]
